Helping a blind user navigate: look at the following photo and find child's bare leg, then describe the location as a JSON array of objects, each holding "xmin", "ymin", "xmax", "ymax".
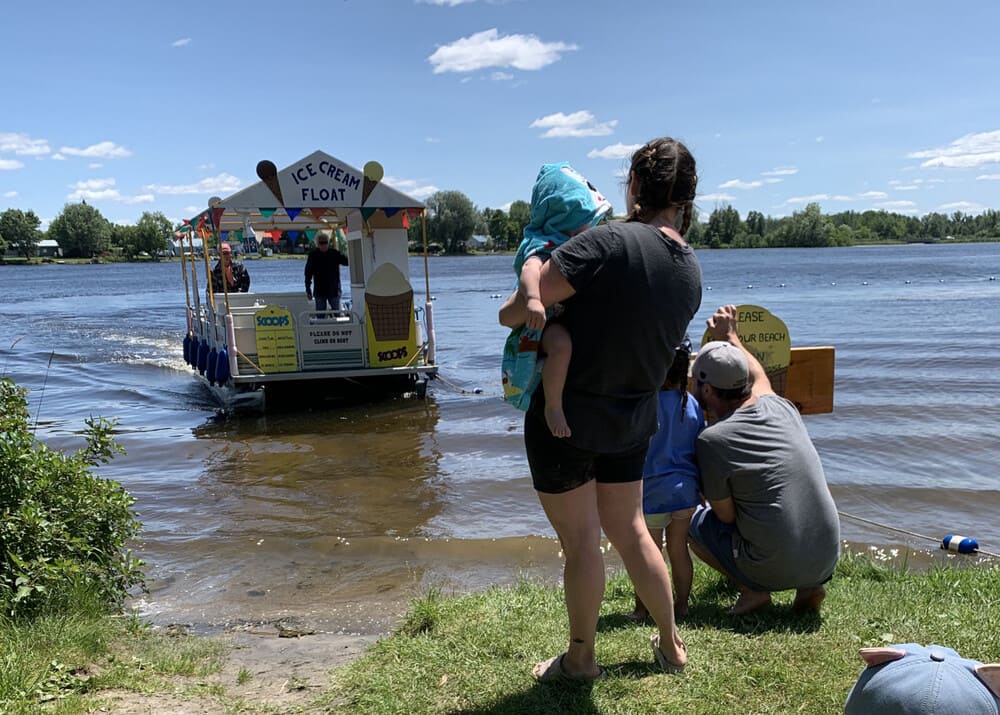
[
  {"xmin": 666, "ymin": 511, "xmax": 695, "ymax": 616},
  {"xmin": 631, "ymin": 526, "xmax": 664, "ymax": 621},
  {"xmin": 541, "ymin": 324, "xmax": 572, "ymax": 437}
]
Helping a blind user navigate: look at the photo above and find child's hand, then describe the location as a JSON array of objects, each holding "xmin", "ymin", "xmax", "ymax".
[{"xmin": 525, "ymin": 297, "xmax": 546, "ymax": 331}]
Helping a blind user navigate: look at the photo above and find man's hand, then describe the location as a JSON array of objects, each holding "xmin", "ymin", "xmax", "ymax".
[
  {"xmin": 706, "ymin": 304, "xmax": 739, "ymax": 342},
  {"xmin": 306, "ymin": 289, "xmax": 313, "ymax": 301},
  {"xmin": 524, "ymin": 297, "xmax": 546, "ymax": 331}
]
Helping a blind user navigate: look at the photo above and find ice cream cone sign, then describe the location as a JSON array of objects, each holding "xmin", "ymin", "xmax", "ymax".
[
  {"xmin": 702, "ymin": 304, "xmax": 792, "ymax": 395},
  {"xmin": 363, "ymin": 161, "xmax": 383, "ymax": 204},
  {"xmin": 256, "ymin": 159, "xmax": 285, "ymax": 206}
]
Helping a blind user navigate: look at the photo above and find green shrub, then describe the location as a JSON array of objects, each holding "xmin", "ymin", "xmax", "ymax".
[{"xmin": 0, "ymin": 378, "xmax": 145, "ymax": 618}]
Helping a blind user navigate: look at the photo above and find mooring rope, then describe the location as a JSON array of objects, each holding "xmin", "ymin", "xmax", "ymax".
[{"xmin": 838, "ymin": 510, "xmax": 1000, "ymax": 559}]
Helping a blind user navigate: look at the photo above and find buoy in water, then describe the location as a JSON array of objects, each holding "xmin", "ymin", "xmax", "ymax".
[{"xmin": 941, "ymin": 534, "xmax": 979, "ymax": 554}]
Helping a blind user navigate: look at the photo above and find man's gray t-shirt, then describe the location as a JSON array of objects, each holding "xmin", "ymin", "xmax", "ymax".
[
  {"xmin": 538, "ymin": 221, "xmax": 702, "ymax": 454},
  {"xmin": 697, "ymin": 394, "xmax": 840, "ymax": 590}
]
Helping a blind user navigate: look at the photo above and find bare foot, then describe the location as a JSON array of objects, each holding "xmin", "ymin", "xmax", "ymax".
[
  {"xmin": 627, "ymin": 608, "xmax": 650, "ymax": 623},
  {"xmin": 650, "ymin": 634, "xmax": 687, "ymax": 673},
  {"xmin": 731, "ymin": 589, "xmax": 772, "ymax": 615},
  {"xmin": 792, "ymin": 586, "xmax": 826, "ymax": 612},
  {"xmin": 544, "ymin": 405, "xmax": 571, "ymax": 438},
  {"xmin": 674, "ymin": 603, "xmax": 689, "ymax": 618}
]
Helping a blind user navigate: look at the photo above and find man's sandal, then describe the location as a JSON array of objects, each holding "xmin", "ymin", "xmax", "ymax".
[{"xmin": 650, "ymin": 634, "xmax": 686, "ymax": 674}]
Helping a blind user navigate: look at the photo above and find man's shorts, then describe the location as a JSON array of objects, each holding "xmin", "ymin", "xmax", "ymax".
[
  {"xmin": 687, "ymin": 505, "xmax": 770, "ymax": 592},
  {"xmin": 524, "ymin": 407, "xmax": 647, "ymax": 495}
]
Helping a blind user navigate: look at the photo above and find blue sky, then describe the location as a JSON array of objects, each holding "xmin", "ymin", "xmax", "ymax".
[{"xmin": 2, "ymin": 1, "xmax": 999, "ymax": 229}]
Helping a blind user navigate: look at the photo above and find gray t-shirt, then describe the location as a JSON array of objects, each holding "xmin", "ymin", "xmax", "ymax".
[
  {"xmin": 535, "ymin": 221, "xmax": 702, "ymax": 453},
  {"xmin": 697, "ymin": 394, "xmax": 840, "ymax": 590}
]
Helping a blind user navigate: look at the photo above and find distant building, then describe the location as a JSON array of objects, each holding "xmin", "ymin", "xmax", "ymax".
[
  {"xmin": 37, "ymin": 239, "xmax": 62, "ymax": 257},
  {"xmin": 467, "ymin": 234, "xmax": 489, "ymax": 250}
]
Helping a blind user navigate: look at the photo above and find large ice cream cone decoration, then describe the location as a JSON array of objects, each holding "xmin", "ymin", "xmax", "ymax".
[
  {"xmin": 256, "ymin": 159, "xmax": 284, "ymax": 206},
  {"xmin": 362, "ymin": 160, "xmax": 383, "ymax": 204}
]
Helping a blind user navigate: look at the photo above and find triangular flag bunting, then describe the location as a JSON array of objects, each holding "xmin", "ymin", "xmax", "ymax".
[
  {"xmin": 287, "ymin": 230, "xmax": 300, "ymax": 241},
  {"xmin": 305, "ymin": 229, "xmax": 317, "ymax": 241},
  {"xmin": 402, "ymin": 213, "xmax": 410, "ymax": 229},
  {"xmin": 309, "ymin": 207, "xmax": 327, "ymax": 220},
  {"xmin": 361, "ymin": 207, "xmax": 377, "ymax": 221},
  {"xmin": 220, "ymin": 231, "xmax": 229, "ymax": 241},
  {"xmin": 234, "ymin": 230, "xmax": 243, "ymax": 240},
  {"xmin": 382, "ymin": 208, "xmax": 400, "ymax": 217},
  {"xmin": 285, "ymin": 207, "xmax": 302, "ymax": 222},
  {"xmin": 259, "ymin": 208, "xmax": 276, "ymax": 218},
  {"xmin": 406, "ymin": 207, "xmax": 423, "ymax": 218},
  {"xmin": 211, "ymin": 207, "xmax": 225, "ymax": 230}
]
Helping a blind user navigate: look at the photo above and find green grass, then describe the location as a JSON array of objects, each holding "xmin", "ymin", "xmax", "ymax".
[
  {"xmin": 320, "ymin": 551, "xmax": 1000, "ymax": 715},
  {"xmin": 0, "ymin": 610, "xmax": 226, "ymax": 714},
  {"xmin": 2, "ymin": 552, "xmax": 997, "ymax": 713}
]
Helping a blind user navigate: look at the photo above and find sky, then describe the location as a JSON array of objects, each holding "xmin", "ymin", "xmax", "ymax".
[{"xmin": 2, "ymin": 1, "xmax": 999, "ymax": 229}]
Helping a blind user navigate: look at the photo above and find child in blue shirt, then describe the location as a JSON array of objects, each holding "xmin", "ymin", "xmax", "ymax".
[
  {"xmin": 500, "ymin": 162, "xmax": 610, "ymax": 436},
  {"xmin": 631, "ymin": 339, "xmax": 705, "ymax": 619}
]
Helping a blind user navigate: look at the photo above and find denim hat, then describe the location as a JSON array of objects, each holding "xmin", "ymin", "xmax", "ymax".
[
  {"xmin": 691, "ymin": 341, "xmax": 749, "ymax": 390},
  {"xmin": 844, "ymin": 643, "xmax": 1000, "ymax": 715}
]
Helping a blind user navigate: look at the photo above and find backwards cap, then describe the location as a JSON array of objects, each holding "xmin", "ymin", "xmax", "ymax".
[{"xmin": 691, "ymin": 341, "xmax": 749, "ymax": 391}]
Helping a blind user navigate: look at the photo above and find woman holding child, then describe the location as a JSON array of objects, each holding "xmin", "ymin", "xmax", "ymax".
[{"xmin": 499, "ymin": 137, "xmax": 702, "ymax": 679}]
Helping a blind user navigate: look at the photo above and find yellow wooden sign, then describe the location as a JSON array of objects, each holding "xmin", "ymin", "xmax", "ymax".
[
  {"xmin": 702, "ymin": 304, "xmax": 791, "ymax": 395},
  {"xmin": 254, "ymin": 305, "xmax": 298, "ymax": 372}
]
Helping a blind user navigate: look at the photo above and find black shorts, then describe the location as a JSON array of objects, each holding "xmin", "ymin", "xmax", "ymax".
[{"xmin": 524, "ymin": 407, "xmax": 648, "ymax": 494}]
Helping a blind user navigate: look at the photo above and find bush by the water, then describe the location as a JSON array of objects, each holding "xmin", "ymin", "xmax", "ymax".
[{"xmin": 0, "ymin": 378, "xmax": 145, "ymax": 618}]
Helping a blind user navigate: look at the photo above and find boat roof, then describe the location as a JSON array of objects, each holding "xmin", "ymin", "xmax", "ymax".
[{"xmin": 185, "ymin": 150, "xmax": 425, "ymax": 234}]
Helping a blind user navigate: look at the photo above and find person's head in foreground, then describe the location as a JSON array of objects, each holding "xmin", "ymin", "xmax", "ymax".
[
  {"xmin": 690, "ymin": 340, "xmax": 750, "ymax": 417},
  {"xmin": 626, "ymin": 137, "xmax": 698, "ymax": 234}
]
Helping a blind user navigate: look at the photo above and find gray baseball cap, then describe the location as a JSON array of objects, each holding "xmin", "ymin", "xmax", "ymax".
[{"xmin": 691, "ymin": 341, "xmax": 749, "ymax": 390}]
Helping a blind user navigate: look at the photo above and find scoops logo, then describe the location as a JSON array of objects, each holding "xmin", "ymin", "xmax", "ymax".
[
  {"xmin": 256, "ymin": 315, "xmax": 290, "ymax": 327},
  {"xmin": 377, "ymin": 346, "xmax": 408, "ymax": 362}
]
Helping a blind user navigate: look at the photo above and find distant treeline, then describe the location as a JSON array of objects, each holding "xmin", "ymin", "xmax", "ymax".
[{"xmin": 3, "ymin": 195, "xmax": 998, "ymax": 262}]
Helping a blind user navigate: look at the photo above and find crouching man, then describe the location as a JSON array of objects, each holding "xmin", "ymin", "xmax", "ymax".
[{"xmin": 688, "ymin": 304, "xmax": 840, "ymax": 615}]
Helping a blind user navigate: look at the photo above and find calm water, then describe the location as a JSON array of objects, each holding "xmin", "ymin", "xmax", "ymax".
[{"xmin": 2, "ymin": 243, "xmax": 999, "ymax": 634}]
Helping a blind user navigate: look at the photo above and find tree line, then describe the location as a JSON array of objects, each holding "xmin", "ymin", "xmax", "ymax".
[{"xmin": 2, "ymin": 196, "xmax": 998, "ymax": 261}]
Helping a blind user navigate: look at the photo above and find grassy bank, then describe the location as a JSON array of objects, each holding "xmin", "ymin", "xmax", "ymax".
[{"xmin": 2, "ymin": 551, "xmax": 998, "ymax": 713}]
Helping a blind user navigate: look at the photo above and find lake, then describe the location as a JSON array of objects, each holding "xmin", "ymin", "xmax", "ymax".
[{"xmin": 1, "ymin": 242, "xmax": 998, "ymax": 634}]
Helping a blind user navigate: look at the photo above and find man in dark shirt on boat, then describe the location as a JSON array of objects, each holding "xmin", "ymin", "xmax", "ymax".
[
  {"xmin": 210, "ymin": 243, "xmax": 250, "ymax": 293},
  {"xmin": 687, "ymin": 304, "xmax": 840, "ymax": 615},
  {"xmin": 305, "ymin": 230, "xmax": 349, "ymax": 316}
]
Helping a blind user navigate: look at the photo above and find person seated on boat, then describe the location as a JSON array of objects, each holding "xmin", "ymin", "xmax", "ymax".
[
  {"xmin": 304, "ymin": 230, "xmax": 349, "ymax": 317},
  {"xmin": 211, "ymin": 243, "xmax": 250, "ymax": 294},
  {"xmin": 687, "ymin": 304, "xmax": 840, "ymax": 616}
]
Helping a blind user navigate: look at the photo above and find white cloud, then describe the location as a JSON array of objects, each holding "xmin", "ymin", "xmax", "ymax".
[
  {"xmin": 197, "ymin": 163, "xmax": 215, "ymax": 170},
  {"xmin": 67, "ymin": 177, "xmax": 152, "ymax": 204},
  {"xmin": 428, "ymin": 29, "xmax": 577, "ymax": 73},
  {"xmin": 719, "ymin": 179, "xmax": 763, "ymax": 190},
  {"xmin": 786, "ymin": 193, "xmax": 829, "ymax": 205},
  {"xmin": 816, "ymin": 136, "xmax": 825, "ymax": 143},
  {"xmin": 3, "ymin": 190, "xmax": 17, "ymax": 198},
  {"xmin": 938, "ymin": 201, "xmax": 983, "ymax": 211},
  {"xmin": 976, "ymin": 174, "xmax": 1000, "ymax": 181},
  {"xmin": 762, "ymin": 166, "xmax": 798, "ymax": 176},
  {"xmin": 425, "ymin": 137, "xmax": 441, "ymax": 144},
  {"xmin": 858, "ymin": 191, "xmax": 888, "ymax": 199},
  {"xmin": 894, "ymin": 185, "xmax": 919, "ymax": 191},
  {"xmin": 697, "ymin": 192, "xmax": 736, "ymax": 202},
  {"xmin": 490, "ymin": 71, "xmax": 513, "ymax": 81},
  {"xmin": 384, "ymin": 176, "xmax": 439, "ymax": 200},
  {"xmin": 530, "ymin": 110, "xmax": 616, "ymax": 138},
  {"xmin": 51, "ymin": 153, "xmax": 66, "ymax": 160},
  {"xmin": 908, "ymin": 130, "xmax": 1000, "ymax": 168},
  {"xmin": 0, "ymin": 132, "xmax": 51, "ymax": 156},
  {"xmin": 0, "ymin": 159, "xmax": 25, "ymax": 170},
  {"xmin": 144, "ymin": 173, "xmax": 242, "ymax": 195},
  {"xmin": 831, "ymin": 195, "xmax": 853, "ymax": 202},
  {"xmin": 876, "ymin": 200, "xmax": 917, "ymax": 209},
  {"xmin": 59, "ymin": 141, "xmax": 132, "ymax": 159},
  {"xmin": 172, "ymin": 38, "xmax": 192, "ymax": 47},
  {"xmin": 88, "ymin": 163, "xmax": 103, "ymax": 169},
  {"xmin": 587, "ymin": 142, "xmax": 641, "ymax": 160},
  {"xmin": 763, "ymin": 178, "xmax": 783, "ymax": 184}
]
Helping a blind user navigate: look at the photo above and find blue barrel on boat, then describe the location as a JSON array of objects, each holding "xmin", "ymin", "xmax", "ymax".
[
  {"xmin": 215, "ymin": 346, "xmax": 230, "ymax": 385},
  {"xmin": 942, "ymin": 534, "xmax": 978, "ymax": 554},
  {"xmin": 183, "ymin": 334, "xmax": 192, "ymax": 365},
  {"xmin": 197, "ymin": 339, "xmax": 209, "ymax": 375}
]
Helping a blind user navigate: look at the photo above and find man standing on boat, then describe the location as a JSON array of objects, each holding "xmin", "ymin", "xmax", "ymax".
[
  {"xmin": 305, "ymin": 230, "xmax": 349, "ymax": 316},
  {"xmin": 687, "ymin": 304, "xmax": 840, "ymax": 615},
  {"xmin": 211, "ymin": 243, "xmax": 250, "ymax": 293}
]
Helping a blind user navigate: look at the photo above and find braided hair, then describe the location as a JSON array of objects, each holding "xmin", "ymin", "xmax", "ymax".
[
  {"xmin": 664, "ymin": 337, "xmax": 694, "ymax": 418},
  {"xmin": 626, "ymin": 137, "xmax": 698, "ymax": 236}
]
